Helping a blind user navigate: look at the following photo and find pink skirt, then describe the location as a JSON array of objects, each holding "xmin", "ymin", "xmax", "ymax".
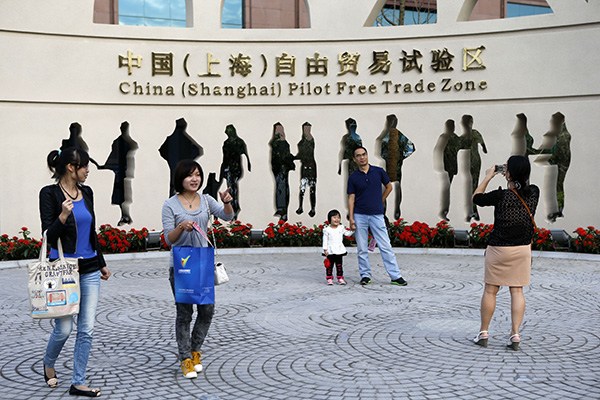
[{"xmin": 484, "ymin": 245, "xmax": 531, "ymax": 286}]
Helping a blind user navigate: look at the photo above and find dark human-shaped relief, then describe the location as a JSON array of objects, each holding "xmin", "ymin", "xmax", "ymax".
[
  {"xmin": 511, "ymin": 113, "xmax": 538, "ymax": 157},
  {"xmin": 376, "ymin": 114, "xmax": 416, "ymax": 220},
  {"xmin": 536, "ymin": 112, "xmax": 571, "ymax": 222},
  {"xmin": 433, "ymin": 119, "xmax": 461, "ymax": 221},
  {"xmin": 338, "ymin": 118, "xmax": 363, "ymax": 177},
  {"xmin": 219, "ymin": 124, "xmax": 251, "ymax": 219},
  {"xmin": 203, "ymin": 172, "xmax": 222, "ymax": 201},
  {"xmin": 98, "ymin": 121, "xmax": 138, "ymax": 226},
  {"xmin": 269, "ymin": 122, "xmax": 295, "ymax": 221},
  {"xmin": 60, "ymin": 122, "xmax": 100, "ymax": 168},
  {"xmin": 294, "ymin": 122, "xmax": 317, "ymax": 217},
  {"xmin": 159, "ymin": 118, "xmax": 204, "ymax": 197},
  {"xmin": 460, "ymin": 114, "xmax": 488, "ymax": 222}
]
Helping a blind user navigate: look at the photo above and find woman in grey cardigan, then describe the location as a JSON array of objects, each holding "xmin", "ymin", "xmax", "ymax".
[{"xmin": 162, "ymin": 160, "xmax": 234, "ymax": 379}]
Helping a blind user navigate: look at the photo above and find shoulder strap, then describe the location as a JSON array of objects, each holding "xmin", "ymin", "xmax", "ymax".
[{"xmin": 510, "ymin": 188, "xmax": 537, "ymax": 230}]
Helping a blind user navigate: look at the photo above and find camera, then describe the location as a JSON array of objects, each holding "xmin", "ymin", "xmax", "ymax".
[{"xmin": 494, "ymin": 164, "xmax": 506, "ymax": 174}]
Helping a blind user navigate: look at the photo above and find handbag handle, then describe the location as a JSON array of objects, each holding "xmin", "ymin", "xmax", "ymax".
[
  {"xmin": 193, "ymin": 224, "xmax": 215, "ymax": 249},
  {"xmin": 40, "ymin": 230, "xmax": 68, "ymax": 263},
  {"xmin": 510, "ymin": 188, "xmax": 537, "ymax": 230}
]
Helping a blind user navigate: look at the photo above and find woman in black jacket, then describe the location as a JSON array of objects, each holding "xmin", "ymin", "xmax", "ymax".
[{"xmin": 39, "ymin": 147, "xmax": 111, "ymax": 397}]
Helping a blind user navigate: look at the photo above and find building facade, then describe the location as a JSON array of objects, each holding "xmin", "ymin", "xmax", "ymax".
[{"xmin": 1, "ymin": 0, "xmax": 598, "ymax": 235}]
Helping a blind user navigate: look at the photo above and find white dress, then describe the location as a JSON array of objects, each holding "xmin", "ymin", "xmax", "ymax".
[{"xmin": 322, "ymin": 225, "xmax": 354, "ymax": 255}]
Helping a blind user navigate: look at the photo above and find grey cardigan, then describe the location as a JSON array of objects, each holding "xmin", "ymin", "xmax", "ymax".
[{"xmin": 162, "ymin": 193, "xmax": 233, "ymax": 251}]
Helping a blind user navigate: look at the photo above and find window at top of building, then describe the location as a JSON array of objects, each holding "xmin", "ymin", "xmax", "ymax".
[
  {"xmin": 222, "ymin": 0, "xmax": 243, "ymax": 29},
  {"xmin": 119, "ymin": 0, "xmax": 188, "ymax": 27},
  {"xmin": 222, "ymin": 0, "xmax": 310, "ymax": 29},
  {"xmin": 506, "ymin": 2, "xmax": 552, "ymax": 18},
  {"xmin": 373, "ymin": 0, "xmax": 437, "ymax": 26}
]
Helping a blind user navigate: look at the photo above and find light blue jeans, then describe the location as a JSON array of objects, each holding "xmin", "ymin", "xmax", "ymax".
[
  {"xmin": 354, "ymin": 213, "xmax": 402, "ymax": 280},
  {"xmin": 44, "ymin": 270, "xmax": 101, "ymax": 386}
]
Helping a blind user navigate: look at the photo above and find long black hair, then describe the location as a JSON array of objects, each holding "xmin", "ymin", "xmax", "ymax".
[
  {"xmin": 46, "ymin": 147, "xmax": 90, "ymax": 181},
  {"xmin": 507, "ymin": 155, "xmax": 531, "ymax": 196}
]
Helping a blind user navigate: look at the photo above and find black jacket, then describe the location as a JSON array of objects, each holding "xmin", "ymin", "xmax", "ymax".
[{"xmin": 39, "ymin": 184, "xmax": 106, "ymax": 268}]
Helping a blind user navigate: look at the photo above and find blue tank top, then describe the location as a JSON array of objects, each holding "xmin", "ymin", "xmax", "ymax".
[{"xmin": 50, "ymin": 199, "xmax": 97, "ymax": 259}]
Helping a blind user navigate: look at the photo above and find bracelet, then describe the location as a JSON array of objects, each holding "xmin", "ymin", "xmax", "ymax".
[{"xmin": 224, "ymin": 200, "xmax": 232, "ymax": 205}]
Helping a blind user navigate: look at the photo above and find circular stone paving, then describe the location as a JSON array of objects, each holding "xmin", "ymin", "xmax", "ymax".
[{"xmin": 1, "ymin": 252, "xmax": 599, "ymax": 399}]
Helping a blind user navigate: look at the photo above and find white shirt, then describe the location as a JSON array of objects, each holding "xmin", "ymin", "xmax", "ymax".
[{"xmin": 322, "ymin": 225, "xmax": 354, "ymax": 255}]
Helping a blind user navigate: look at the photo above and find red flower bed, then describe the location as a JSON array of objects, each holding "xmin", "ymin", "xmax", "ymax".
[
  {"xmin": 469, "ymin": 223, "xmax": 494, "ymax": 248},
  {"xmin": 572, "ymin": 226, "xmax": 600, "ymax": 254},
  {"xmin": 263, "ymin": 220, "xmax": 323, "ymax": 247},
  {"xmin": 532, "ymin": 228, "xmax": 554, "ymax": 251},
  {"xmin": 0, "ymin": 227, "xmax": 42, "ymax": 261},
  {"xmin": 1, "ymin": 223, "xmax": 599, "ymax": 261}
]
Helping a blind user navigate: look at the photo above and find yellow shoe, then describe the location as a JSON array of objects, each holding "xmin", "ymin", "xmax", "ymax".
[
  {"xmin": 191, "ymin": 351, "xmax": 203, "ymax": 373},
  {"xmin": 181, "ymin": 358, "xmax": 197, "ymax": 379}
]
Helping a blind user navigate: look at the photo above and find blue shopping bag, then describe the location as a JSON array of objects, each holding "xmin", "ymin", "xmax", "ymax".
[{"xmin": 172, "ymin": 246, "xmax": 215, "ymax": 305}]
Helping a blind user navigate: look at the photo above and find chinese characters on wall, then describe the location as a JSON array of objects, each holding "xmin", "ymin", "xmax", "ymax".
[{"xmin": 117, "ymin": 46, "xmax": 488, "ymax": 100}]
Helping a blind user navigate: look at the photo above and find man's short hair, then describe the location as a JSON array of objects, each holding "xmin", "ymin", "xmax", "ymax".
[{"xmin": 353, "ymin": 146, "xmax": 368, "ymax": 157}]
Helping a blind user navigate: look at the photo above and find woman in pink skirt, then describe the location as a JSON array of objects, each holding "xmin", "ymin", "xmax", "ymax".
[{"xmin": 471, "ymin": 155, "xmax": 539, "ymax": 351}]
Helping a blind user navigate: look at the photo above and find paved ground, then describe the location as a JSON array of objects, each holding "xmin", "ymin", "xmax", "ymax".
[{"xmin": 1, "ymin": 249, "xmax": 599, "ymax": 400}]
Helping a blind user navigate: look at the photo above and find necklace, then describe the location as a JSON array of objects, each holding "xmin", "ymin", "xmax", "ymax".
[
  {"xmin": 59, "ymin": 182, "xmax": 78, "ymax": 200},
  {"xmin": 181, "ymin": 193, "xmax": 197, "ymax": 209}
]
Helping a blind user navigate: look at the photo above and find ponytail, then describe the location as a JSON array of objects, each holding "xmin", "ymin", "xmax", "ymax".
[{"xmin": 46, "ymin": 147, "xmax": 89, "ymax": 181}]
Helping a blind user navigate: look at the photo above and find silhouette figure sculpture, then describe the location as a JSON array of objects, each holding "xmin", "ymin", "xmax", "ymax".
[
  {"xmin": 338, "ymin": 118, "xmax": 363, "ymax": 177},
  {"xmin": 511, "ymin": 113, "xmax": 538, "ymax": 157},
  {"xmin": 269, "ymin": 122, "xmax": 295, "ymax": 221},
  {"xmin": 295, "ymin": 122, "xmax": 317, "ymax": 217},
  {"xmin": 219, "ymin": 124, "xmax": 251, "ymax": 219},
  {"xmin": 377, "ymin": 114, "xmax": 415, "ymax": 220},
  {"xmin": 159, "ymin": 118, "xmax": 203, "ymax": 197},
  {"xmin": 537, "ymin": 112, "xmax": 571, "ymax": 222},
  {"xmin": 60, "ymin": 122, "xmax": 100, "ymax": 168},
  {"xmin": 434, "ymin": 119, "xmax": 461, "ymax": 221},
  {"xmin": 98, "ymin": 121, "xmax": 138, "ymax": 226},
  {"xmin": 460, "ymin": 115, "xmax": 488, "ymax": 222},
  {"xmin": 202, "ymin": 172, "xmax": 222, "ymax": 201}
]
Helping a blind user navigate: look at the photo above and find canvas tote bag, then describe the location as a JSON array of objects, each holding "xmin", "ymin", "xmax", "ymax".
[{"xmin": 28, "ymin": 231, "xmax": 80, "ymax": 319}]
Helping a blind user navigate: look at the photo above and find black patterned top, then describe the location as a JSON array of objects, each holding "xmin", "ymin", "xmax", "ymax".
[{"xmin": 473, "ymin": 185, "xmax": 540, "ymax": 246}]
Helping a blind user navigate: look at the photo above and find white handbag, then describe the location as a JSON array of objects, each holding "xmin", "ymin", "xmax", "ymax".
[
  {"xmin": 196, "ymin": 220, "xmax": 230, "ymax": 285},
  {"xmin": 214, "ymin": 261, "xmax": 230, "ymax": 285}
]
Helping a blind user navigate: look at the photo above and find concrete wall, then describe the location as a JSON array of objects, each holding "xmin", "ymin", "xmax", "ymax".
[{"xmin": 1, "ymin": 0, "xmax": 598, "ymax": 236}]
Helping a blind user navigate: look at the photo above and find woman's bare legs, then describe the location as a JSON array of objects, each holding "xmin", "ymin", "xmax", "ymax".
[
  {"xmin": 479, "ymin": 284, "xmax": 500, "ymax": 332},
  {"xmin": 509, "ymin": 286, "xmax": 525, "ymax": 335}
]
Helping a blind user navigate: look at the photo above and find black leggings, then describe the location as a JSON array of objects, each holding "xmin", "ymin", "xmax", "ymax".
[{"xmin": 326, "ymin": 254, "xmax": 344, "ymax": 278}]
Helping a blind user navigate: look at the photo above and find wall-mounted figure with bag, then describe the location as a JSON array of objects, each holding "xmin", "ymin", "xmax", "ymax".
[
  {"xmin": 38, "ymin": 146, "xmax": 111, "ymax": 398},
  {"xmin": 162, "ymin": 159, "xmax": 234, "ymax": 379}
]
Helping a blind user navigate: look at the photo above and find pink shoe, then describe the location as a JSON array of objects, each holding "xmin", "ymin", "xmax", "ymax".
[
  {"xmin": 337, "ymin": 277, "xmax": 347, "ymax": 285},
  {"xmin": 326, "ymin": 278, "xmax": 334, "ymax": 285}
]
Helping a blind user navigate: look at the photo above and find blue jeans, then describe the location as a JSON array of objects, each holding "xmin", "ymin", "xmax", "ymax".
[
  {"xmin": 44, "ymin": 270, "xmax": 101, "ymax": 386},
  {"xmin": 354, "ymin": 213, "xmax": 402, "ymax": 280}
]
